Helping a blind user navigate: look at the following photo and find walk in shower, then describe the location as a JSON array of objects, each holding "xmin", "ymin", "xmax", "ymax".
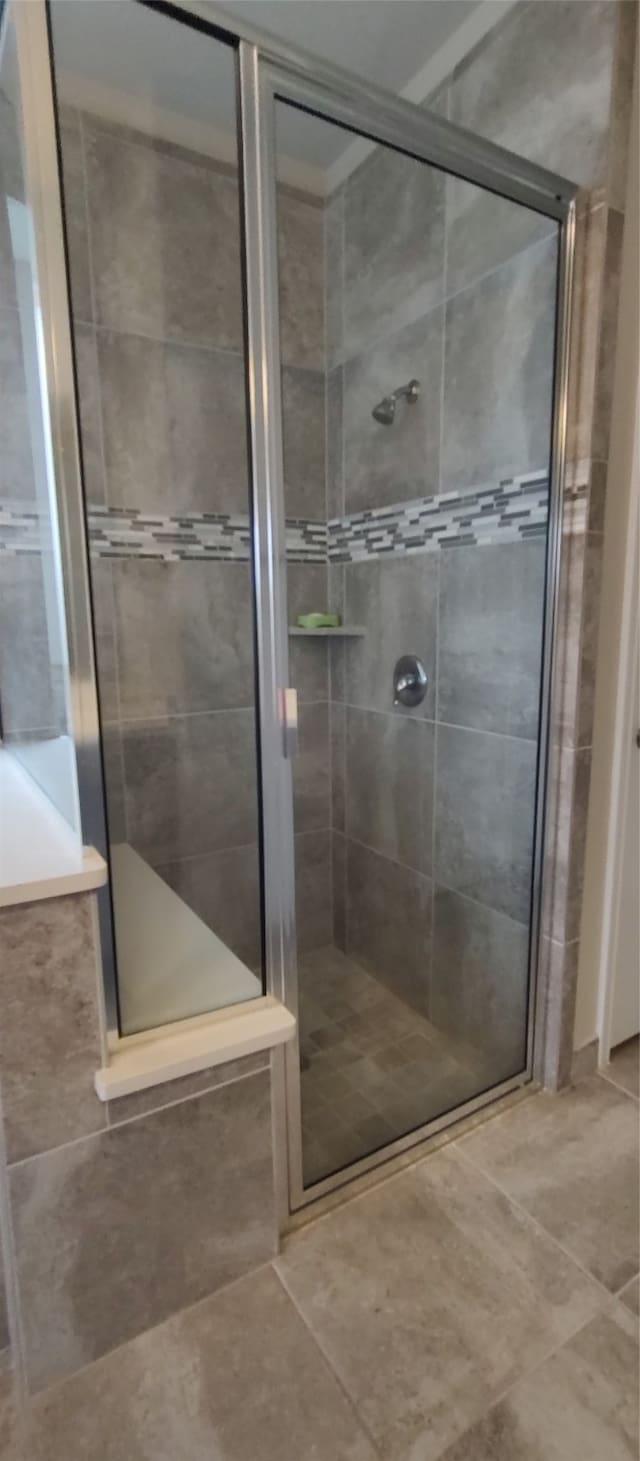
[{"xmin": 3, "ymin": 0, "xmax": 575, "ymax": 1211}]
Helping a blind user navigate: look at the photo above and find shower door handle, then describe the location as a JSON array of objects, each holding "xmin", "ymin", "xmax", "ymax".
[{"xmin": 281, "ymin": 687, "xmax": 298, "ymax": 758}]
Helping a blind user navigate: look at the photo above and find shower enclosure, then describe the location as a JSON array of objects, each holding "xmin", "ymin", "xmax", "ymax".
[{"xmin": 4, "ymin": 0, "xmax": 575, "ymax": 1212}]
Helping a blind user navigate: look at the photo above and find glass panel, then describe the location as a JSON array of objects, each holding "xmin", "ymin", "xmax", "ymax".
[
  {"xmin": 49, "ymin": 1, "xmax": 264, "ymax": 1033},
  {"xmin": 274, "ymin": 100, "xmax": 559, "ymax": 1188},
  {"xmin": 0, "ymin": 11, "xmax": 80, "ymax": 835}
]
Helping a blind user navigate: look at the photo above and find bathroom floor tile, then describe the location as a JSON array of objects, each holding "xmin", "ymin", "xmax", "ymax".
[
  {"xmin": 29, "ymin": 1268, "xmax": 377, "ymax": 1461},
  {"xmin": 459, "ymin": 1076, "xmax": 640, "ymax": 1293},
  {"xmin": 276, "ymin": 1147, "xmax": 605, "ymax": 1460},
  {"xmin": 438, "ymin": 1307, "xmax": 639, "ymax": 1461},
  {"xmin": 618, "ymin": 1274, "xmax": 640, "ymax": 1317}
]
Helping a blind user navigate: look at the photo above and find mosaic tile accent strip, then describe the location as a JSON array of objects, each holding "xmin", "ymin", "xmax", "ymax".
[
  {"xmin": 86, "ymin": 507, "xmax": 327, "ymax": 563},
  {"xmin": 328, "ymin": 470, "xmax": 559, "ymax": 563},
  {"xmin": 0, "ymin": 468, "xmax": 588, "ymax": 562},
  {"xmin": 0, "ymin": 501, "xmax": 46, "ymax": 556}
]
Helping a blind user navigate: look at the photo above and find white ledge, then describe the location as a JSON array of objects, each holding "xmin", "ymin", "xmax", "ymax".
[
  {"xmin": 0, "ymin": 749, "xmax": 107, "ymax": 908},
  {"xmin": 95, "ymin": 996, "xmax": 296, "ymax": 1102}
]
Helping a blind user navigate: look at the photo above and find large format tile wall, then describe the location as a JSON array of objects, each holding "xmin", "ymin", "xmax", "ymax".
[
  {"xmin": 323, "ymin": 84, "xmax": 558, "ymax": 1080},
  {"xmin": 0, "ymin": 88, "xmax": 66, "ymax": 751},
  {"xmin": 57, "ymin": 107, "xmax": 330, "ymax": 976},
  {"xmin": 324, "ymin": 0, "xmax": 634, "ymax": 1087},
  {"xmin": 0, "ymin": 889, "xmax": 276, "ymax": 1415}
]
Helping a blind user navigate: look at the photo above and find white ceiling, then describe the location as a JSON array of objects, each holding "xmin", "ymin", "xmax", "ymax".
[{"xmin": 51, "ymin": 0, "xmax": 505, "ymax": 188}]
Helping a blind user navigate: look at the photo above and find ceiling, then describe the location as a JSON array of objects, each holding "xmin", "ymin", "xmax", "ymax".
[{"xmin": 50, "ymin": 0, "xmax": 487, "ymax": 182}]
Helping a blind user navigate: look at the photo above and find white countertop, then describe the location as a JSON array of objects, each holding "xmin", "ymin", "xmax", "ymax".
[{"xmin": 0, "ymin": 748, "xmax": 106, "ymax": 907}]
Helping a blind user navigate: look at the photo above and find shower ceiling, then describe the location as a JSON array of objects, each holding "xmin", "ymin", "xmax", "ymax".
[{"xmin": 50, "ymin": 0, "xmax": 495, "ymax": 188}]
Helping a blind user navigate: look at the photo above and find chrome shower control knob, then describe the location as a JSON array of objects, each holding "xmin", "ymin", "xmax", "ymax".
[{"xmin": 393, "ymin": 654, "xmax": 428, "ymax": 707}]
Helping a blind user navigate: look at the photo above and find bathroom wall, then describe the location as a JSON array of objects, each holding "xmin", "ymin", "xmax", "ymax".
[
  {"xmin": 0, "ymin": 890, "xmax": 276, "ymax": 1407},
  {"xmin": 323, "ymin": 0, "xmax": 633, "ymax": 1083},
  {"xmin": 324, "ymin": 125, "xmax": 556, "ymax": 1077},
  {"xmin": 0, "ymin": 86, "xmax": 69, "ymax": 779},
  {"xmin": 58, "ymin": 106, "xmax": 329, "ymax": 984}
]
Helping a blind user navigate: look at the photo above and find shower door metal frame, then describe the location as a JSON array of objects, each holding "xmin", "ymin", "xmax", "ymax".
[
  {"xmin": 24, "ymin": 0, "xmax": 577, "ymax": 1214},
  {"xmin": 232, "ymin": 31, "xmax": 577, "ymax": 1214}
]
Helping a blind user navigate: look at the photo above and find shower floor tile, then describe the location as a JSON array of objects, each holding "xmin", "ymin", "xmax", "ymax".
[{"xmin": 298, "ymin": 945, "xmax": 495, "ymax": 1186}]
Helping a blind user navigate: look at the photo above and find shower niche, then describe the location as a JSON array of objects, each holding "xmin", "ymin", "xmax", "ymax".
[{"xmin": 33, "ymin": 0, "xmax": 571, "ymax": 1209}]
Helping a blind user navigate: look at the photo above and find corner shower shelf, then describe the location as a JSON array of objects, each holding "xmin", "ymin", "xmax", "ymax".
[{"xmin": 288, "ymin": 625, "xmax": 366, "ymax": 638}]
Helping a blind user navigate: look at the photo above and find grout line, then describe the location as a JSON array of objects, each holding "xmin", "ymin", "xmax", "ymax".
[
  {"xmin": 19, "ymin": 1255, "xmax": 277, "ymax": 1406},
  {"xmin": 331, "ymin": 229, "xmax": 556, "ymax": 374},
  {"xmin": 7, "ymin": 1062, "xmax": 269, "ymax": 1169},
  {"xmin": 271, "ymin": 1263, "xmax": 384, "ymax": 1457},
  {"xmin": 596, "ymin": 1068, "xmax": 640, "ymax": 1103},
  {"xmin": 451, "ymin": 1141, "xmax": 624, "ymax": 1307}
]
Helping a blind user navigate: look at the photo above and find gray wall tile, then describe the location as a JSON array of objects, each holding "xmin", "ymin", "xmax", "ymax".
[
  {"xmin": 442, "ymin": 238, "xmax": 557, "ymax": 492},
  {"xmin": 84, "ymin": 122, "xmax": 243, "ymax": 348},
  {"xmin": 566, "ymin": 204, "xmax": 607, "ymax": 466},
  {"xmin": 448, "ymin": 0, "xmax": 618, "ymax": 190},
  {"xmin": 438, "ymin": 540, "xmax": 546, "ymax": 738},
  {"xmin": 342, "ymin": 555, "xmax": 438, "ymax": 719},
  {"xmin": 343, "ymin": 308, "xmax": 442, "ymax": 512},
  {"xmin": 157, "ymin": 842, "xmax": 262, "ymax": 974},
  {"xmin": 122, "ymin": 708, "xmax": 260, "ymax": 864},
  {"xmin": 346, "ymin": 839, "xmax": 431, "ymax": 1013},
  {"xmin": 606, "ymin": 2, "xmax": 638, "ymax": 211},
  {"xmin": 332, "ymin": 831, "xmax": 346, "ymax": 949},
  {"xmin": 287, "ymin": 562, "xmax": 329, "ymax": 704},
  {"xmin": 445, "ymin": 179, "xmax": 555, "ymax": 300},
  {"xmin": 324, "ymin": 190, "xmax": 344, "ymax": 368},
  {"xmin": 282, "ymin": 366, "xmax": 326, "ymax": 521},
  {"xmin": 326, "ymin": 365, "xmax": 343, "ymax": 519},
  {"xmin": 543, "ymin": 744, "xmax": 591, "ymax": 944},
  {"xmin": 330, "ymin": 700, "xmax": 346, "ymax": 832},
  {"xmin": 435, "ymin": 724, "xmax": 537, "ymax": 922},
  {"xmin": 0, "ymin": 555, "xmax": 64, "ymax": 738},
  {"xmin": 89, "ymin": 557, "xmax": 119, "ymax": 724},
  {"xmin": 552, "ymin": 530, "xmax": 603, "ymax": 750},
  {"xmin": 432, "ymin": 886, "xmax": 529, "ymax": 1074},
  {"xmin": 277, "ymin": 191, "xmax": 324, "ymax": 371},
  {"xmin": 101, "ymin": 722, "xmax": 127, "ymax": 843},
  {"xmin": 112, "ymin": 559, "xmax": 255, "ymax": 719},
  {"xmin": 343, "ymin": 145, "xmax": 445, "ymax": 359},
  {"xmin": 346, "ymin": 708, "xmax": 434, "ymax": 874},
  {"xmin": 0, "ymin": 306, "xmax": 37, "ymax": 502},
  {"xmin": 10, "ymin": 1072, "xmax": 274, "ymax": 1391},
  {"xmin": 106, "ymin": 1051, "xmax": 268, "ymax": 1125},
  {"xmin": 293, "ymin": 701, "xmax": 330, "ymax": 834},
  {"xmin": 0, "ymin": 895, "xmax": 105, "ymax": 1163},
  {"xmin": 97, "ymin": 330, "xmax": 249, "ymax": 515},
  {"xmin": 295, "ymin": 830, "xmax": 333, "ymax": 952},
  {"xmin": 0, "ymin": 90, "xmax": 22, "ymax": 313},
  {"xmin": 592, "ymin": 208, "xmax": 625, "ymax": 462},
  {"xmin": 59, "ymin": 117, "xmax": 93, "ymax": 325},
  {"xmin": 73, "ymin": 324, "xmax": 106, "ymax": 505}
]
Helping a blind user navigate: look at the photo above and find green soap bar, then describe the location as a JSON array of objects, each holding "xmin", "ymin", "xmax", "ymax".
[{"xmin": 296, "ymin": 612, "xmax": 341, "ymax": 629}]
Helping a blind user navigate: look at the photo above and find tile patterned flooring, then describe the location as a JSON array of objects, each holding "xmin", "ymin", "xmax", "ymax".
[
  {"xmin": 299, "ymin": 946, "xmax": 498, "ymax": 1185},
  {"xmin": 4, "ymin": 1038, "xmax": 637, "ymax": 1460}
]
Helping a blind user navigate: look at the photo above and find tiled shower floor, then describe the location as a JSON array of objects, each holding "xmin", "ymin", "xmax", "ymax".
[{"xmin": 298, "ymin": 946, "xmax": 494, "ymax": 1185}]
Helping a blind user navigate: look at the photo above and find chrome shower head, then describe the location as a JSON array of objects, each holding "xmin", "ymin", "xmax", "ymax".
[
  {"xmin": 372, "ymin": 395, "xmax": 396, "ymax": 425},
  {"xmin": 371, "ymin": 378, "xmax": 420, "ymax": 426}
]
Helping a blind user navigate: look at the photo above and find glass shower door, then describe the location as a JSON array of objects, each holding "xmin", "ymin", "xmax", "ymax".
[{"xmin": 263, "ymin": 79, "xmax": 564, "ymax": 1198}]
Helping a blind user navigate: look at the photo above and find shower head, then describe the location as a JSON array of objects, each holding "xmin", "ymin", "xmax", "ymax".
[{"xmin": 372, "ymin": 378, "xmax": 420, "ymax": 426}]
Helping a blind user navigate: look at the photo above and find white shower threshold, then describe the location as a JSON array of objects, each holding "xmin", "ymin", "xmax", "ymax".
[{"xmin": 96, "ymin": 844, "xmax": 295, "ymax": 1102}]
